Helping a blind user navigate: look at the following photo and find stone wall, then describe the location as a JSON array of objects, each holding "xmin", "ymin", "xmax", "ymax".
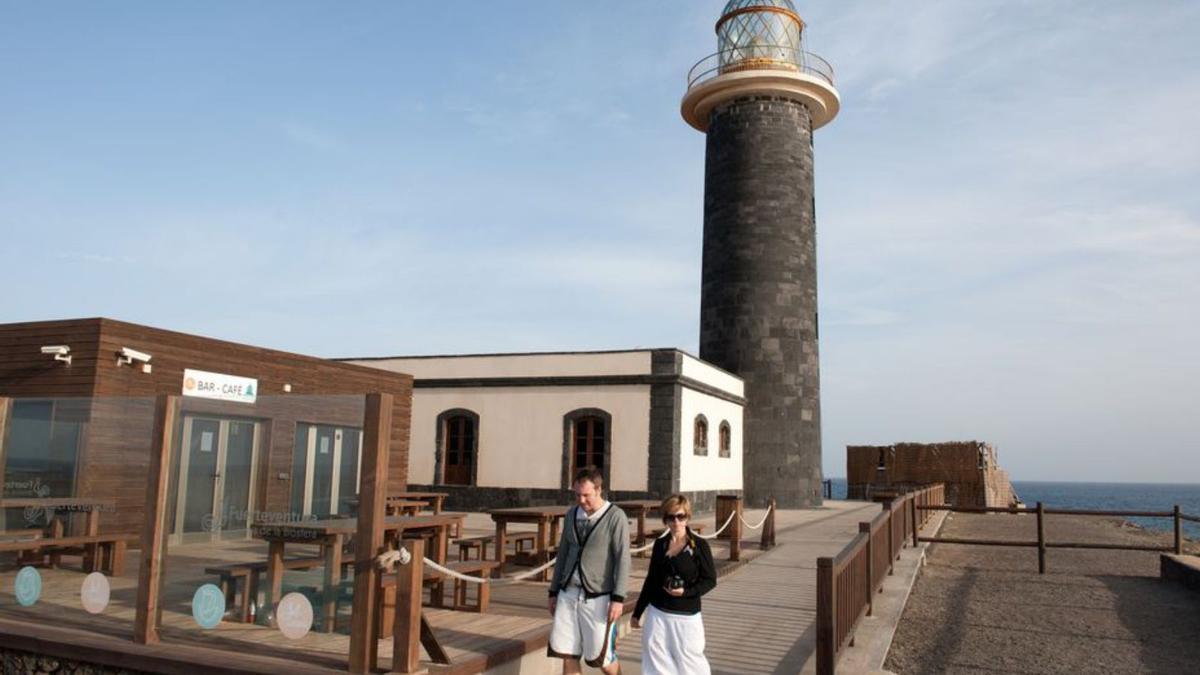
[
  {"xmin": 0, "ymin": 648, "xmax": 147, "ymax": 675},
  {"xmin": 700, "ymin": 95, "xmax": 822, "ymax": 509}
]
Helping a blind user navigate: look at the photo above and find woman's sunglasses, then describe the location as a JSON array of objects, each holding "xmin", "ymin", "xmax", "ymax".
[{"xmin": 665, "ymin": 512, "xmax": 688, "ymax": 522}]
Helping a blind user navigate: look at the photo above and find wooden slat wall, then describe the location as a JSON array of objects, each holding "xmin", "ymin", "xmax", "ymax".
[
  {"xmin": 0, "ymin": 318, "xmax": 104, "ymax": 397},
  {"xmin": 0, "ymin": 318, "xmax": 413, "ymax": 534},
  {"xmin": 847, "ymin": 442, "xmax": 1015, "ymax": 507}
]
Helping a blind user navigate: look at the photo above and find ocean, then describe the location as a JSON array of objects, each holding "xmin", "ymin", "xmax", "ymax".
[{"xmin": 826, "ymin": 478, "xmax": 1200, "ymax": 539}]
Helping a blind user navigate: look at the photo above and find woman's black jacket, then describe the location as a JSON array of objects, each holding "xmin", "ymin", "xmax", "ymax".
[{"xmin": 632, "ymin": 528, "xmax": 716, "ymax": 620}]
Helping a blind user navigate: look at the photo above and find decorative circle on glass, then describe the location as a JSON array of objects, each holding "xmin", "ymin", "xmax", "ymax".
[
  {"xmin": 276, "ymin": 592, "xmax": 314, "ymax": 640},
  {"xmin": 192, "ymin": 583, "xmax": 226, "ymax": 629},
  {"xmin": 14, "ymin": 566, "xmax": 41, "ymax": 607},
  {"xmin": 80, "ymin": 572, "xmax": 111, "ymax": 614}
]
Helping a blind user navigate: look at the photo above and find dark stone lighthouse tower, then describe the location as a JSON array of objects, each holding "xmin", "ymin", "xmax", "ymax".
[{"xmin": 682, "ymin": 1, "xmax": 840, "ymax": 508}]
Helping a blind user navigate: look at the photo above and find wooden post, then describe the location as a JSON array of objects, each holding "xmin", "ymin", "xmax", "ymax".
[
  {"xmin": 0, "ymin": 397, "xmax": 10, "ymax": 504},
  {"xmin": 861, "ymin": 522, "xmax": 873, "ymax": 617},
  {"xmin": 885, "ymin": 499, "xmax": 895, "ymax": 575},
  {"xmin": 816, "ymin": 557, "xmax": 835, "ymax": 675},
  {"xmin": 349, "ymin": 393, "xmax": 393, "ymax": 674},
  {"xmin": 1174, "ymin": 505, "xmax": 1183, "ymax": 555},
  {"xmin": 1036, "ymin": 501, "xmax": 1046, "ymax": 575},
  {"xmin": 910, "ymin": 497, "xmax": 919, "ymax": 548},
  {"xmin": 729, "ymin": 496, "xmax": 743, "ymax": 562},
  {"xmin": 392, "ymin": 538, "xmax": 424, "ymax": 674},
  {"xmin": 715, "ymin": 495, "xmax": 738, "ymax": 541},
  {"xmin": 760, "ymin": 497, "xmax": 776, "ymax": 549},
  {"xmin": 134, "ymin": 395, "xmax": 178, "ymax": 645}
]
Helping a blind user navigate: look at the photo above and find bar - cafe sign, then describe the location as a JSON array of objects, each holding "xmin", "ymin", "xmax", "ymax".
[{"xmin": 182, "ymin": 368, "xmax": 258, "ymax": 404}]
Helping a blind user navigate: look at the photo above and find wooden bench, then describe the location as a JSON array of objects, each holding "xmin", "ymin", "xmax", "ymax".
[
  {"xmin": 0, "ymin": 534, "xmax": 134, "ymax": 575},
  {"xmin": 378, "ymin": 558, "xmax": 500, "ymax": 637},
  {"xmin": 456, "ymin": 532, "xmax": 537, "ymax": 562},
  {"xmin": 0, "ymin": 529, "xmax": 45, "ymax": 566},
  {"xmin": 205, "ymin": 555, "xmax": 356, "ymax": 623},
  {"xmin": 455, "ymin": 535, "xmax": 494, "ymax": 561}
]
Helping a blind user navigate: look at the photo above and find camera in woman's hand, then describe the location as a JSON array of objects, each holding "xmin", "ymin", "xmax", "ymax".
[{"xmin": 666, "ymin": 575, "xmax": 686, "ymax": 591}]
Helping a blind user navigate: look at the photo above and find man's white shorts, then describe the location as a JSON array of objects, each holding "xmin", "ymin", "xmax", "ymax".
[{"xmin": 548, "ymin": 586, "xmax": 618, "ymax": 667}]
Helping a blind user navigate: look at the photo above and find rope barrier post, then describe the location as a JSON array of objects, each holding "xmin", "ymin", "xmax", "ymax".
[
  {"xmin": 392, "ymin": 540, "xmax": 424, "ymax": 674},
  {"xmin": 1175, "ymin": 505, "xmax": 1183, "ymax": 555},
  {"xmin": 1037, "ymin": 502, "xmax": 1046, "ymax": 575},
  {"xmin": 760, "ymin": 497, "xmax": 776, "ymax": 549},
  {"xmin": 715, "ymin": 495, "xmax": 737, "ymax": 541},
  {"xmin": 729, "ymin": 496, "xmax": 743, "ymax": 562}
]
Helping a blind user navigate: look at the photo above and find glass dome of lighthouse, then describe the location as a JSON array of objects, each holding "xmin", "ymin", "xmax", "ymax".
[{"xmin": 716, "ymin": 0, "xmax": 805, "ymax": 73}]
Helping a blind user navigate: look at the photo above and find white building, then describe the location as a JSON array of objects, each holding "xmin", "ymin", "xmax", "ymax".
[{"xmin": 343, "ymin": 349, "xmax": 744, "ymax": 510}]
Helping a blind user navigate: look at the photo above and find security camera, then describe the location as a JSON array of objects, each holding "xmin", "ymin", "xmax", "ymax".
[
  {"xmin": 116, "ymin": 347, "xmax": 153, "ymax": 366},
  {"xmin": 40, "ymin": 345, "xmax": 72, "ymax": 365}
]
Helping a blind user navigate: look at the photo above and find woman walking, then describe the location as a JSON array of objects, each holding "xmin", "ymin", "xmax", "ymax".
[{"xmin": 631, "ymin": 494, "xmax": 717, "ymax": 674}]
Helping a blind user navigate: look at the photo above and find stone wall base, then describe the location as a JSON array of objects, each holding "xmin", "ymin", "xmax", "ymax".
[{"xmin": 0, "ymin": 647, "xmax": 147, "ymax": 675}]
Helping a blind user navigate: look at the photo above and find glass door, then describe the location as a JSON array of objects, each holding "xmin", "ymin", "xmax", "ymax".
[
  {"xmin": 219, "ymin": 420, "xmax": 257, "ymax": 537},
  {"xmin": 291, "ymin": 423, "xmax": 361, "ymax": 518},
  {"xmin": 173, "ymin": 416, "xmax": 260, "ymax": 544}
]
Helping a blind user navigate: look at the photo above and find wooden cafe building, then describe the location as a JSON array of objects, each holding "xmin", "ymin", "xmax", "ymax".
[{"xmin": 0, "ymin": 317, "xmax": 414, "ymax": 540}]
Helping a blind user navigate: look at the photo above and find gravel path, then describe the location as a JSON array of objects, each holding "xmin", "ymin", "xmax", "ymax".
[{"xmin": 885, "ymin": 511, "xmax": 1200, "ymax": 674}]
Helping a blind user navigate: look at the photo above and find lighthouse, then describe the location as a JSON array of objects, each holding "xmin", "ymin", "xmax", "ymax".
[{"xmin": 682, "ymin": 0, "xmax": 840, "ymax": 508}]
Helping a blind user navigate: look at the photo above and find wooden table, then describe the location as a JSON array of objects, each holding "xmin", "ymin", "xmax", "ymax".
[
  {"xmin": 252, "ymin": 513, "xmax": 464, "ymax": 632},
  {"xmin": 390, "ymin": 491, "xmax": 449, "ymax": 514},
  {"xmin": 616, "ymin": 499, "xmax": 663, "ymax": 555},
  {"xmin": 0, "ymin": 497, "xmax": 115, "ymax": 536},
  {"xmin": 487, "ymin": 505, "xmax": 569, "ymax": 581},
  {"xmin": 0, "ymin": 497, "xmax": 117, "ymax": 570}
]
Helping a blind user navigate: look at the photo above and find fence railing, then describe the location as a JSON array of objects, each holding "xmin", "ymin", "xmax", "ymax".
[
  {"xmin": 816, "ymin": 483, "xmax": 944, "ymax": 675},
  {"xmin": 917, "ymin": 502, "xmax": 1194, "ymax": 574}
]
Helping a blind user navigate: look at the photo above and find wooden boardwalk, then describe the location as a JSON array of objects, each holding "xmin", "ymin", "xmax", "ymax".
[{"xmin": 615, "ymin": 500, "xmax": 882, "ymax": 675}]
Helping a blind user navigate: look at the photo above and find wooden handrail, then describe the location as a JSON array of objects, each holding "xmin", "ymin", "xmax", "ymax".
[
  {"xmin": 829, "ymin": 532, "xmax": 869, "ymax": 569},
  {"xmin": 919, "ymin": 536, "xmax": 1035, "ymax": 547},
  {"xmin": 1180, "ymin": 513, "xmax": 1200, "ymax": 523},
  {"xmin": 917, "ymin": 505, "xmax": 1033, "ymax": 514},
  {"xmin": 816, "ymin": 483, "xmax": 945, "ymax": 675},
  {"xmin": 1044, "ymin": 508, "xmax": 1174, "ymax": 518}
]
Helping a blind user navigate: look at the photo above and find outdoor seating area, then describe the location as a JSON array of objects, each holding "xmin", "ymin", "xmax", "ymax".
[
  {"xmin": 0, "ymin": 505, "xmax": 770, "ymax": 673},
  {"xmin": 0, "ymin": 392, "xmax": 774, "ymax": 673}
]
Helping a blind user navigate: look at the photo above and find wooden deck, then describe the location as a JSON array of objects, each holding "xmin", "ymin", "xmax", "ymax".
[{"xmin": 0, "ymin": 513, "xmax": 767, "ymax": 673}]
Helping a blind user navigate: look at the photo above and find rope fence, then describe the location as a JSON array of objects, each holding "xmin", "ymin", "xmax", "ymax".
[{"xmin": 377, "ymin": 501, "xmax": 771, "ymax": 585}]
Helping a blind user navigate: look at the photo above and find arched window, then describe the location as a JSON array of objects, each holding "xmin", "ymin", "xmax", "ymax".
[
  {"xmin": 435, "ymin": 409, "xmax": 479, "ymax": 486},
  {"xmin": 719, "ymin": 421, "xmax": 732, "ymax": 458},
  {"xmin": 562, "ymin": 409, "xmax": 611, "ymax": 489},
  {"xmin": 693, "ymin": 415, "xmax": 708, "ymax": 456}
]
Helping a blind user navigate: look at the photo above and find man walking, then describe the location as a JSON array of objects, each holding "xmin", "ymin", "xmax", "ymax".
[{"xmin": 548, "ymin": 466, "xmax": 631, "ymax": 674}]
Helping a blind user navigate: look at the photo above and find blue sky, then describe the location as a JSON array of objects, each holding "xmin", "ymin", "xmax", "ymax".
[{"xmin": 2, "ymin": 2, "xmax": 1197, "ymax": 482}]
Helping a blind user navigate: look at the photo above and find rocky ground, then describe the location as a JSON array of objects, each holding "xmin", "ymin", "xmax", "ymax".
[{"xmin": 885, "ymin": 511, "xmax": 1200, "ymax": 674}]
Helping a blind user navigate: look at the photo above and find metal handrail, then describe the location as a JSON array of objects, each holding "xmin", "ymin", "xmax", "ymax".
[{"xmin": 687, "ymin": 46, "xmax": 835, "ymax": 89}]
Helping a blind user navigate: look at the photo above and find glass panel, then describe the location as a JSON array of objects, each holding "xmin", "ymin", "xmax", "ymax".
[
  {"xmin": 310, "ymin": 427, "xmax": 336, "ymax": 518},
  {"xmin": 183, "ymin": 418, "xmax": 220, "ymax": 534},
  {"xmin": 3, "ymin": 400, "xmax": 85, "ymax": 530},
  {"xmin": 337, "ymin": 428, "xmax": 360, "ymax": 515},
  {"xmin": 290, "ymin": 423, "xmax": 310, "ymax": 515},
  {"xmin": 221, "ymin": 420, "xmax": 256, "ymax": 534}
]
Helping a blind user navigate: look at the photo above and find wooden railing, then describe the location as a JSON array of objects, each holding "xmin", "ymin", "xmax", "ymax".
[
  {"xmin": 816, "ymin": 483, "xmax": 944, "ymax": 675},
  {"xmin": 917, "ymin": 502, "xmax": 1195, "ymax": 574}
]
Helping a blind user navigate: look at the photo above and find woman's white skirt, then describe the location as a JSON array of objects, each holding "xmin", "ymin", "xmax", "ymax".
[{"xmin": 641, "ymin": 605, "xmax": 711, "ymax": 675}]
